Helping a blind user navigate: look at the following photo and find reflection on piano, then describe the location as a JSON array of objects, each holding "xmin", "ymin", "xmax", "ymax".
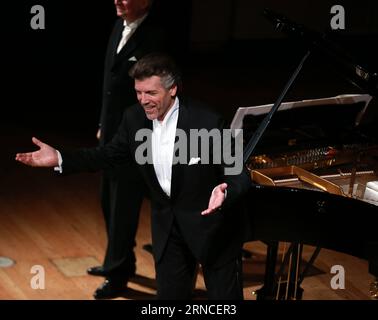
[{"xmin": 238, "ymin": 10, "xmax": 378, "ymax": 300}]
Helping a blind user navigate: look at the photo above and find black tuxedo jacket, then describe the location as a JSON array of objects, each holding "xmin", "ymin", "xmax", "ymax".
[
  {"xmin": 99, "ymin": 16, "xmax": 167, "ymax": 145},
  {"xmin": 62, "ymin": 98, "xmax": 252, "ymax": 267}
]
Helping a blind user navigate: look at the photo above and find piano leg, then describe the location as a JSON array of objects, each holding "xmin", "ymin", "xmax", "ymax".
[
  {"xmin": 255, "ymin": 242, "xmax": 304, "ymax": 300},
  {"xmin": 254, "ymin": 241, "xmax": 279, "ymax": 300},
  {"xmin": 286, "ymin": 243, "xmax": 304, "ymax": 300}
]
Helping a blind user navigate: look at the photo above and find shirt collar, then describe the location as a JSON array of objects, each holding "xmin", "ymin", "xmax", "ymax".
[
  {"xmin": 153, "ymin": 97, "xmax": 180, "ymax": 128},
  {"xmin": 123, "ymin": 13, "xmax": 148, "ymax": 30}
]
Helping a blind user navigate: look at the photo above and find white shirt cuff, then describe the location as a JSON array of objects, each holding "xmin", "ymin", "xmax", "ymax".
[
  {"xmin": 212, "ymin": 185, "xmax": 227, "ymax": 199},
  {"xmin": 54, "ymin": 150, "xmax": 63, "ymax": 173}
]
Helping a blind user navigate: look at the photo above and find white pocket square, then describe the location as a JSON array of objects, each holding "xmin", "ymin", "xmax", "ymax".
[
  {"xmin": 128, "ymin": 56, "xmax": 137, "ymax": 61},
  {"xmin": 188, "ymin": 157, "xmax": 201, "ymax": 165}
]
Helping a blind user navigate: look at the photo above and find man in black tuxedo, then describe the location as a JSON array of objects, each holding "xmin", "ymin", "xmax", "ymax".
[
  {"xmin": 16, "ymin": 53, "xmax": 251, "ymax": 299},
  {"xmin": 90, "ymin": 0, "xmax": 167, "ymax": 299}
]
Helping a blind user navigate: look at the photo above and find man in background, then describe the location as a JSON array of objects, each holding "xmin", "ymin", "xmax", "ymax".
[{"xmin": 88, "ymin": 0, "xmax": 167, "ymax": 299}]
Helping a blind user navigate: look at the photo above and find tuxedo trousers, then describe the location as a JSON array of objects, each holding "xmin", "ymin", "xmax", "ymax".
[
  {"xmin": 101, "ymin": 163, "xmax": 145, "ymax": 278},
  {"xmin": 155, "ymin": 219, "xmax": 244, "ymax": 300}
]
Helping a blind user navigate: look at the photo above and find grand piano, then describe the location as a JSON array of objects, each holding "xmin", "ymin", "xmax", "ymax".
[{"xmin": 238, "ymin": 10, "xmax": 378, "ymax": 300}]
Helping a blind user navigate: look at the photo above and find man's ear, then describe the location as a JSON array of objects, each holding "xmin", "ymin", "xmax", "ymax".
[{"xmin": 170, "ymin": 84, "xmax": 178, "ymax": 97}]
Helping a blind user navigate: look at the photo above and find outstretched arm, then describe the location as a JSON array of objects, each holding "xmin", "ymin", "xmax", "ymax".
[{"xmin": 15, "ymin": 137, "xmax": 59, "ymax": 167}]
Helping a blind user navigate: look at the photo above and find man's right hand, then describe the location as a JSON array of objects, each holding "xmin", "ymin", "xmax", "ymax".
[
  {"xmin": 96, "ymin": 128, "xmax": 101, "ymax": 140},
  {"xmin": 15, "ymin": 137, "xmax": 59, "ymax": 167}
]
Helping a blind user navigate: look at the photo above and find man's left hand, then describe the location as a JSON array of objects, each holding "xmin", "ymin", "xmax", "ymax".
[{"xmin": 201, "ymin": 183, "xmax": 227, "ymax": 216}]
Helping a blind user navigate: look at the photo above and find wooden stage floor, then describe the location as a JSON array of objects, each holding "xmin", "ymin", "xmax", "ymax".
[{"xmin": 0, "ymin": 128, "xmax": 376, "ymax": 300}]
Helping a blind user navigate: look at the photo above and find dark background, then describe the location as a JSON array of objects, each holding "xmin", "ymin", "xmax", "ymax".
[
  {"xmin": 0, "ymin": 2, "xmax": 376, "ymax": 300},
  {"xmin": 1, "ymin": 0, "xmax": 378, "ymax": 138}
]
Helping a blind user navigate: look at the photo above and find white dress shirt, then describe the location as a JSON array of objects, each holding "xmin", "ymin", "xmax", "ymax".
[
  {"xmin": 152, "ymin": 97, "xmax": 179, "ymax": 197},
  {"xmin": 56, "ymin": 97, "xmax": 182, "ymax": 198},
  {"xmin": 54, "ymin": 97, "xmax": 224, "ymax": 204},
  {"xmin": 116, "ymin": 14, "xmax": 148, "ymax": 54}
]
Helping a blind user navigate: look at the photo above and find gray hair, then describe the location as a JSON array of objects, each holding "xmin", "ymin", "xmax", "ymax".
[{"xmin": 129, "ymin": 53, "xmax": 182, "ymax": 91}]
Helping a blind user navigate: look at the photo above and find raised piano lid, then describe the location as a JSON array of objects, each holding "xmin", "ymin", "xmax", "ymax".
[
  {"xmin": 230, "ymin": 94, "xmax": 373, "ymax": 131},
  {"xmin": 230, "ymin": 93, "xmax": 377, "ymax": 157}
]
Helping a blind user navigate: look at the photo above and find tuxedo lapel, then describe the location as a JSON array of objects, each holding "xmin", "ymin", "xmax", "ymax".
[
  {"xmin": 170, "ymin": 100, "xmax": 190, "ymax": 201},
  {"xmin": 114, "ymin": 35, "xmax": 137, "ymax": 65},
  {"xmin": 109, "ymin": 20, "xmax": 124, "ymax": 65},
  {"xmin": 112, "ymin": 17, "xmax": 149, "ymax": 70}
]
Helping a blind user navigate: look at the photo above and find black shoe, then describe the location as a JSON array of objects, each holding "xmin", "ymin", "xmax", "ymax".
[
  {"xmin": 93, "ymin": 278, "xmax": 128, "ymax": 300},
  {"xmin": 87, "ymin": 266, "xmax": 106, "ymax": 277}
]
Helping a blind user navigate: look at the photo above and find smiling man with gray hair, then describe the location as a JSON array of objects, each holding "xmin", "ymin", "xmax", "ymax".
[{"xmin": 16, "ymin": 53, "xmax": 251, "ymax": 300}]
